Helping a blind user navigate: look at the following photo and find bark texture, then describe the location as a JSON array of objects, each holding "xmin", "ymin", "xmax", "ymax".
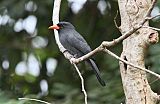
[{"xmin": 118, "ymin": 0, "xmax": 159, "ymax": 104}]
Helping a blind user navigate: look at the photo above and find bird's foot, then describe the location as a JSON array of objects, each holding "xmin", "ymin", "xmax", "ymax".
[{"xmin": 70, "ymin": 57, "xmax": 76, "ymax": 64}]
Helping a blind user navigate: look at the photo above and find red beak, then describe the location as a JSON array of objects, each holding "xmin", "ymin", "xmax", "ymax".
[{"xmin": 48, "ymin": 24, "xmax": 60, "ymax": 30}]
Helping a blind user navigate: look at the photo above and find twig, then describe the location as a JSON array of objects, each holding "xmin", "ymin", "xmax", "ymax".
[
  {"xmin": 114, "ymin": 10, "xmax": 121, "ymax": 31},
  {"xmin": 146, "ymin": 13, "xmax": 160, "ymax": 20},
  {"xmin": 18, "ymin": 98, "xmax": 51, "ymax": 104},
  {"xmin": 103, "ymin": 49, "xmax": 160, "ymax": 79},
  {"xmin": 73, "ymin": 64, "xmax": 88, "ymax": 104},
  {"xmin": 149, "ymin": 78, "xmax": 159, "ymax": 84},
  {"xmin": 52, "ymin": 0, "xmax": 72, "ymax": 58},
  {"xmin": 71, "ymin": 46, "xmax": 103, "ymax": 64},
  {"xmin": 143, "ymin": 26, "xmax": 160, "ymax": 31},
  {"xmin": 144, "ymin": 0, "xmax": 157, "ymax": 18}
]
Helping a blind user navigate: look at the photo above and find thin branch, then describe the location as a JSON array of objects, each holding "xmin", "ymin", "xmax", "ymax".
[
  {"xmin": 143, "ymin": 26, "xmax": 160, "ymax": 31},
  {"xmin": 18, "ymin": 98, "xmax": 51, "ymax": 104},
  {"xmin": 103, "ymin": 49, "xmax": 160, "ymax": 79},
  {"xmin": 144, "ymin": 0, "xmax": 157, "ymax": 18},
  {"xmin": 102, "ymin": 0, "xmax": 157, "ymax": 47},
  {"xmin": 71, "ymin": 46, "xmax": 103, "ymax": 63},
  {"xmin": 52, "ymin": 0, "xmax": 65, "ymax": 53},
  {"xmin": 72, "ymin": 41, "xmax": 160, "ymax": 80},
  {"xmin": 52, "ymin": 0, "xmax": 72, "ymax": 57},
  {"xmin": 73, "ymin": 64, "xmax": 88, "ymax": 104},
  {"xmin": 114, "ymin": 10, "xmax": 121, "ymax": 31},
  {"xmin": 149, "ymin": 78, "xmax": 159, "ymax": 85},
  {"xmin": 146, "ymin": 13, "xmax": 160, "ymax": 20}
]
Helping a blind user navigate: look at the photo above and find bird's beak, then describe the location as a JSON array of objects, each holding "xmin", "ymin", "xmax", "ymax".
[{"xmin": 48, "ymin": 25, "xmax": 60, "ymax": 30}]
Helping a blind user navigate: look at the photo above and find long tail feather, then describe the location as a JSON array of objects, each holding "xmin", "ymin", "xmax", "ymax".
[{"xmin": 88, "ymin": 59, "xmax": 106, "ymax": 86}]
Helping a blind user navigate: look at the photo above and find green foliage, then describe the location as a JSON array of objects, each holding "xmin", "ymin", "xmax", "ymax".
[{"xmin": 0, "ymin": 0, "xmax": 159, "ymax": 104}]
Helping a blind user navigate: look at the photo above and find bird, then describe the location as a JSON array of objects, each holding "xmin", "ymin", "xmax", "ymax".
[{"xmin": 49, "ymin": 21, "xmax": 106, "ymax": 86}]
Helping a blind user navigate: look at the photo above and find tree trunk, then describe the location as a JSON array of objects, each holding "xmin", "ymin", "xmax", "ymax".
[{"xmin": 118, "ymin": 0, "xmax": 159, "ymax": 104}]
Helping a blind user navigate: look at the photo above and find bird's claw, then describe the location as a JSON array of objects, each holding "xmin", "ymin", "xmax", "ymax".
[{"xmin": 70, "ymin": 58, "xmax": 76, "ymax": 64}]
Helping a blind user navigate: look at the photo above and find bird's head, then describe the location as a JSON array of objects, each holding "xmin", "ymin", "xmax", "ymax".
[{"xmin": 49, "ymin": 22, "xmax": 75, "ymax": 30}]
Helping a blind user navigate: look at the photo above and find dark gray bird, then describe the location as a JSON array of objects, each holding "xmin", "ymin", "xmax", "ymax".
[{"xmin": 49, "ymin": 22, "xmax": 106, "ymax": 86}]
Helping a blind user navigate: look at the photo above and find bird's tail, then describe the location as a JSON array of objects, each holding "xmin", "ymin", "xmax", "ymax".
[{"xmin": 88, "ymin": 59, "xmax": 106, "ymax": 86}]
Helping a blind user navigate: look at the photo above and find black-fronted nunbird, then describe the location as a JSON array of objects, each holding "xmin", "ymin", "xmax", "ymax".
[{"xmin": 49, "ymin": 21, "xmax": 106, "ymax": 86}]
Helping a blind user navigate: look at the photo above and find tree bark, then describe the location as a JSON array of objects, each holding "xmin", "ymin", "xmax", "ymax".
[{"xmin": 118, "ymin": 0, "xmax": 159, "ymax": 104}]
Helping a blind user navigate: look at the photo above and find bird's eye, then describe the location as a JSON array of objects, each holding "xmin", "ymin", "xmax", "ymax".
[{"xmin": 57, "ymin": 24, "xmax": 62, "ymax": 28}]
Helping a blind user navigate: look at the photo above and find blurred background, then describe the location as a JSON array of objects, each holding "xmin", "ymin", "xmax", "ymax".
[{"xmin": 0, "ymin": 0, "xmax": 160, "ymax": 104}]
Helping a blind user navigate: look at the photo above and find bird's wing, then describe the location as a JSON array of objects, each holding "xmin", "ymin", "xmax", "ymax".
[{"xmin": 67, "ymin": 30, "xmax": 92, "ymax": 54}]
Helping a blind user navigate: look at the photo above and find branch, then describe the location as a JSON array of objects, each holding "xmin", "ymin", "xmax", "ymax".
[
  {"xmin": 70, "ymin": 46, "xmax": 103, "ymax": 63},
  {"xmin": 143, "ymin": 26, "xmax": 160, "ymax": 31},
  {"xmin": 52, "ymin": 0, "xmax": 73, "ymax": 59},
  {"xmin": 149, "ymin": 78, "xmax": 159, "ymax": 84},
  {"xmin": 103, "ymin": 49, "xmax": 160, "ymax": 79},
  {"xmin": 52, "ymin": 1, "xmax": 87, "ymax": 104},
  {"xmin": 146, "ymin": 13, "xmax": 160, "ymax": 20},
  {"xmin": 18, "ymin": 98, "xmax": 51, "ymax": 104},
  {"xmin": 103, "ymin": 0, "xmax": 157, "ymax": 46},
  {"xmin": 144, "ymin": 0, "xmax": 157, "ymax": 18},
  {"xmin": 114, "ymin": 10, "xmax": 121, "ymax": 31},
  {"xmin": 73, "ymin": 64, "xmax": 88, "ymax": 104}
]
